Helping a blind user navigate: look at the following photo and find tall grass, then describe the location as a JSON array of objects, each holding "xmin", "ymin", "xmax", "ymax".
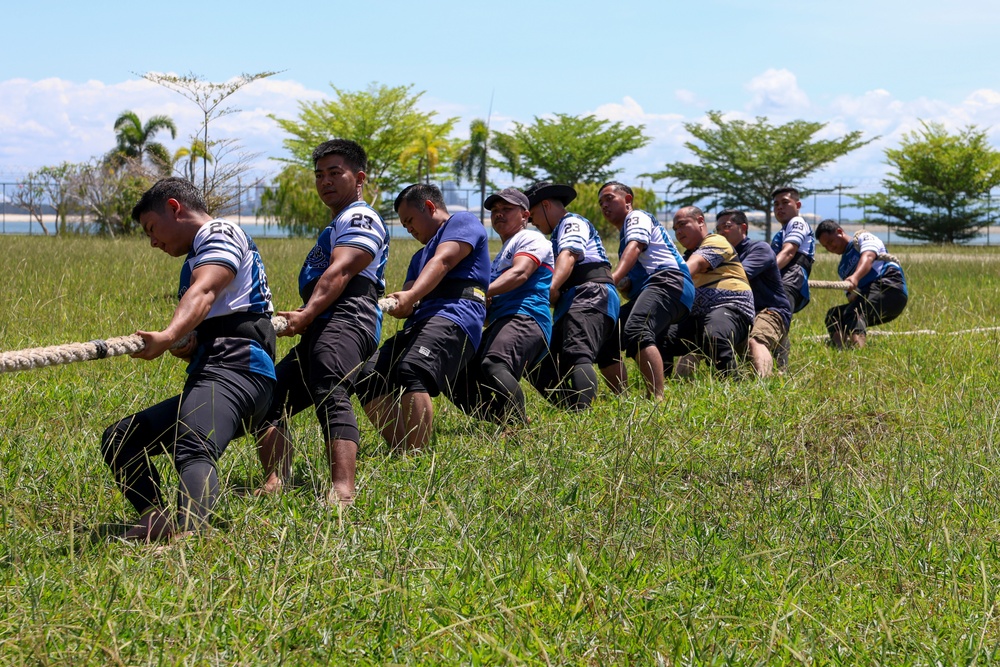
[{"xmin": 3, "ymin": 236, "xmax": 1000, "ymax": 664}]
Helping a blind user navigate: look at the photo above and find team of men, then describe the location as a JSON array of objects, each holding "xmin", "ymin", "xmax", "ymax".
[{"xmin": 105, "ymin": 139, "xmax": 909, "ymax": 541}]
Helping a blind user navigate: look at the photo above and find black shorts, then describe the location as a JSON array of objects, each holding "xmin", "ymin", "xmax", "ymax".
[
  {"xmin": 355, "ymin": 316, "xmax": 476, "ymax": 402},
  {"xmin": 478, "ymin": 314, "xmax": 548, "ymax": 377},
  {"xmin": 261, "ymin": 313, "xmax": 376, "ymax": 444},
  {"xmin": 781, "ymin": 264, "xmax": 810, "ymax": 313},
  {"xmin": 550, "ymin": 283, "xmax": 615, "ymax": 367},
  {"xmin": 597, "ymin": 270, "xmax": 690, "ymax": 366},
  {"xmin": 825, "ymin": 271, "xmax": 908, "ymax": 336},
  {"xmin": 658, "ymin": 305, "xmax": 752, "ymax": 375}
]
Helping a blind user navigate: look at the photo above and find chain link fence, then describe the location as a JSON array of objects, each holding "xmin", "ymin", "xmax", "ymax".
[{"xmin": 2, "ymin": 181, "xmax": 998, "ymax": 245}]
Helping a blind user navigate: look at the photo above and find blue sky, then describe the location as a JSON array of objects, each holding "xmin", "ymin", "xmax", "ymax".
[{"xmin": 2, "ymin": 0, "xmax": 998, "ymax": 192}]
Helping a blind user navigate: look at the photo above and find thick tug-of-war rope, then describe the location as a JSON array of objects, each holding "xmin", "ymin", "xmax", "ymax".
[
  {"xmin": 809, "ymin": 280, "xmax": 853, "ymax": 290},
  {"xmin": 377, "ymin": 297, "xmax": 398, "ymax": 313},
  {"xmin": 0, "ymin": 316, "xmax": 288, "ymax": 374}
]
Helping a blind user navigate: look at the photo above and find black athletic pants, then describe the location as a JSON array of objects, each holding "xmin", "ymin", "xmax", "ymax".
[{"xmin": 101, "ymin": 366, "xmax": 273, "ymax": 530}]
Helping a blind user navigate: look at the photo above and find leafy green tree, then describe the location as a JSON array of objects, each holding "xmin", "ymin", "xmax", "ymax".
[
  {"xmin": 73, "ymin": 156, "xmax": 156, "ymax": 236},
  {"xmin": 400, "ymin": 119, "xmax": 458, "ymax": 184},
  {"xmin": 489, "ymin": 131, "xmax": 532, "ymax": 184},
  {"xmin": 272, "ymin": 82, "xmax": 454, "ymax": 207},
  {"xmin": 503, "ymin": 114, "xmax": 650, "ymax": 185},
  {"xmin": 257, "ymin": 164, "xmax": 329, "ymax": 236},
  {"xmin": 111, "ymin": 110, "xmax": 177, "ymax": 176},
  {"xmin": 854, "ymin": 122, "xmax": 1000, "ymax": 243},
  {"xmin": 452, "ymin": 119, "xmax": 492, "ymax": 220},
  {"xmin": 644, "ymin": 111, "xmax": 872, "ymax": 238},
  {"xmin": 569, "ymin": 182, "xmax": 661, "ymax": 240}
]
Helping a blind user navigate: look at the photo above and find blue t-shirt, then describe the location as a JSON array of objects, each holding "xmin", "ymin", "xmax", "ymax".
[
  {"xmin": 488, "ymin": 228, "xmax": 554, "ymax": 343},
  {"xmin": 406, "ymin": 211, "xmax": 491, "ymax": 349},
  {"xmin": 839, "ymin": 231, "xmax": 908, "ymax": 296},
  {"xmin": 180, "ymin": 219, "xmax": 275, "ymax": 379},
  {"xmin": 734, "ymin": 237, "xmax": 792, "ymax": 326}
]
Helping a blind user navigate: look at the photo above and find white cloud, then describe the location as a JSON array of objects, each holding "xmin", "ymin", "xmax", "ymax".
[
  {"xmin": 744, "ymin": 68, "xmax": 811, "ymax": 115},
  {"xmin": 0, "ymin": 76, "xmax": 329, "ymax": 179},
  {"xmin": 2, "ymin": 73, "xmax": 1000, "ymax": 192}
]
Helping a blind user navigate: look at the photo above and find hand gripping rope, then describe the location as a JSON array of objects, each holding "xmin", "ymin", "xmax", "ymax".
[
  {"xmin": 1, "ymin": 297, "xmax": 404, "ymax": 374},
  {"xmin": 0, "ymin": 316, "xmax": 289, "ymax": 374},
  {"xmin": 809, "ymin": 232, "xmax": 901, "ymax": 292}
]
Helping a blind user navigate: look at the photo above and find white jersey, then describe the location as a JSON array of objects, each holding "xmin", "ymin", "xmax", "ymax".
[
  {"xmin": 620, "ymin": 209, "xmax": 687, "ymax": 280},
  {"xmin": 179, "ymin": 219, "xmax": 273, "ymax": 320},
  {"xmin": 489, "ymin": 229, "xmax": 554, "ymax": 339},
  {"xmin": 299, "ymin": 200, "xmax": 389, "ymax": 298},
  {"xmin": 770, "ymin": 215, "xmax": 816, "ymax": 260},
  {"xmin": 551, "ymin": 212, "xmax": 610, "ymax": 265}
]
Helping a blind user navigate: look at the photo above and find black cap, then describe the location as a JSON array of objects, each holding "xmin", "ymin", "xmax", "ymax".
[
  {"xmin": 523, "ymin": 181, "xmax": 577, "ymax": 208},
  {"xmin": 484, "ymin": 187, "xmax": 529, "ymax": 210}
]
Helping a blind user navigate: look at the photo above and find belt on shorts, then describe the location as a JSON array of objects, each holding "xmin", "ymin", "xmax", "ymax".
[
  {"xmin": 790, "ymin": 253, "xmax": 814, "ymax": 272},
  {"xmin": 300, "ymin": 274, "xmax": 382, "ymax": 305},
  {"xmin": 424, "ymin": 279, "xmax": 487, "ymax": 305},
  {"xmin": 562, "ymin": 261, "xmax": 614, "ymax": 292},
  {"xmin": 195, "ymin": 312, "xmax": 277, "ymax": 358}
]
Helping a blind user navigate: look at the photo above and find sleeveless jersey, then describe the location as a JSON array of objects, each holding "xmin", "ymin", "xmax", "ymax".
[{"xmin": 488, "ymin": 228, "xmax": 554, "ymax": 343}]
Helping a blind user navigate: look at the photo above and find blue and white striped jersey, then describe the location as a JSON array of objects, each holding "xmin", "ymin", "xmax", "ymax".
[
  {"xmin": 179, "ymin": 219, "xmax": 273, "ymax": 318},
  {"xmin": 178, "ymin": 219, "xmax": 275, "ymax": 378},
  {"xmin": 551, "ymin": 212, "xmax": 610, "ymax": 265},
  {"xmin": 619, "ymin": 209, "xmax": 692, "ymax": 303},
  {"xmin": 299, "ymin": 201, "xmax": 389, "ymax": 300},
  {"xmin": 839, "ymin": 231, "xmax": 907, "ymax": 295},
  {"xmin": 769, "ymin": 215, "xmax": 816, "ymax": 263}
]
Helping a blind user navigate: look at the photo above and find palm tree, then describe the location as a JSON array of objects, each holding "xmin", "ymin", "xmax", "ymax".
[
  {"xmin": 112, "ymin": 110, "xmax": 177, "ymax": 176},
  {"xmin": 401, "ymin": 122, "xmax": 455, "ymax": 184},
  {"xmin": 172, "ymin": 140, "xmax": 213, "ymax": 184},
  {"xmin": 453, "ymin": 119, "xmax": 490, "ymax": 220}
]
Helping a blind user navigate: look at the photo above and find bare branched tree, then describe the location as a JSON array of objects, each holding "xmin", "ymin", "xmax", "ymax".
[{"xmin": 139, "ymin": 70, "xmax": 280, "ymax": 208}]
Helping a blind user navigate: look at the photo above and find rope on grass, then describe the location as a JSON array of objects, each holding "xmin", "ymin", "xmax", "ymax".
[
  {"xmin": 0, "ymin": 315, "xmax": 288, "ymax": 374},
  {"xmin": 804, "ymin": 326, "xmax": 1000, "ymax": 342}
]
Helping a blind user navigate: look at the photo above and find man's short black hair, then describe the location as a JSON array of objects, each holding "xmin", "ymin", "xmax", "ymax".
[
  {"xmin": 312, "ymin": 139, "xmax": 368, "ymax": 172},
  {"xmin": 599, "ymin": 180, "xmax": 633, "ymax": 198},
  {"xmin": 717, "ymin": 209, "xmax": 748, "ymax": 226},
  {"xmin": 394, "ymin": 183, "xmax": 448, "ymax": 213},
  {"xmin": 771, "ymin": 186, "xmax": 801, "ymax": 201},
  {"xmin": 131, "ymin": 177, "xmax": 208, "ymax": 222},
  {"xmin": 815, "ymin": 218, "xmax": 842, "ymax": 238}
]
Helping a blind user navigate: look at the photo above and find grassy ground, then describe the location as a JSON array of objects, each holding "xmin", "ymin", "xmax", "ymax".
[{"xmin": 3, "ymin": 235, "xmax": 1000, "ymax": 665}]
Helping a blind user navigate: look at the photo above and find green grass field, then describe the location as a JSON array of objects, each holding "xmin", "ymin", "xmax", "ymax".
[{"xmin": 3, "ymin": 235, "xmax": 1000, "ymax": 665}]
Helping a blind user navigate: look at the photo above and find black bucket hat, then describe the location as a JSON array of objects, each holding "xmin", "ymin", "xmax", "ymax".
[{"xmin": 523, "ymin": 181, "xmax": 577, "ymax": 208}]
